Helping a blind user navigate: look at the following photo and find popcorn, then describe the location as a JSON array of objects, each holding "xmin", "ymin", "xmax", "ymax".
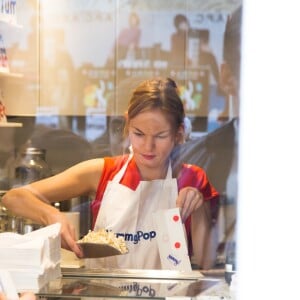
[{"xmin": 78, "ymin": 229, "xmax": 128, "ymax": 254}]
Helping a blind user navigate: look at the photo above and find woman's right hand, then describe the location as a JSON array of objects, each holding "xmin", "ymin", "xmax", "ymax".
[{"xmin": 47, "ymin": 210, "xmax": 83, "ymax": 258}]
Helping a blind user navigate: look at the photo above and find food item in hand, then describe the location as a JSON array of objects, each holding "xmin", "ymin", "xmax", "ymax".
[{"xmin": 78, "ymin": 229, "xmax": 128, "ymax": 254}]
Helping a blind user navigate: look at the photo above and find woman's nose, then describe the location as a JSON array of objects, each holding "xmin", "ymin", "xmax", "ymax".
[{"xmin": 144, "ymin": 136, "xmax": 155, "ymax": 151}]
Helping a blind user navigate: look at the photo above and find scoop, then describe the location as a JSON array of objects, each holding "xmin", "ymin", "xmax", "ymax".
[{"xmin": 77, "ymin": 242, "xmax": 127, "ymax": 258}]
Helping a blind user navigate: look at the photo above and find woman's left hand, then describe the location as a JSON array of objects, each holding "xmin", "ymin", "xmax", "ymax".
[{"xmin": 176, "ymin": 187, "xmax": 204, "ymax": 222}]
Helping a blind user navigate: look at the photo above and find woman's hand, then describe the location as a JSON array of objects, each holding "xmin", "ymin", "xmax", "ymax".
[
  {"xmin": 176, "ymin": 187, "xmax": 204, "ymax": 222},
  {"xmin": 46, "ymin": 211, "xmax": 83, "ymax": 258},
  {"xmin": 0, "ymin": 292, "xmax": 36, "ymax": 300},
  {"xmin": 19, "ymin": 293, "xmax": 36, "ymax": 300}
]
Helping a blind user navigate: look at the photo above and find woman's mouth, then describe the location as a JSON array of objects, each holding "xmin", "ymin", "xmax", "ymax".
[{"xmin": 142, "ymin": 154, "xmax": 156, "ymax": 160}]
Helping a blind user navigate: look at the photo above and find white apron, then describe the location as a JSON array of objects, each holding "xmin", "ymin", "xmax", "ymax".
[{"xmin": 91, "ymin": 154, "xmax": 178, "ymax": 269}]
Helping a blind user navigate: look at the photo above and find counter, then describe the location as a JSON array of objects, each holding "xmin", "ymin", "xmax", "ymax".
[{"xmin": 37, "ymin": 268, "xmax": 233, "ymax": 299}]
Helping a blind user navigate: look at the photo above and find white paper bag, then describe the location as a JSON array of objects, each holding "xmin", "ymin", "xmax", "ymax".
[{"xmin": 152, "ymin": 208, "xmax": 192, "ymax": 272}]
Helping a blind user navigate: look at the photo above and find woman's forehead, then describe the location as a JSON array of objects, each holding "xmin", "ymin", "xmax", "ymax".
[{"xmin": 129, "ymin": 110, "xmax": 173, "ymax": 130}]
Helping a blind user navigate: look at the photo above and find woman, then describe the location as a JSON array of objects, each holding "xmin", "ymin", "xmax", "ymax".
[
  {"xmin": 2, "ymin": 78, "xmax": 219, "ymax": 269},
  {"xmin": 170, "ymin": 14, "xmax": 190, "ymax": 68}
]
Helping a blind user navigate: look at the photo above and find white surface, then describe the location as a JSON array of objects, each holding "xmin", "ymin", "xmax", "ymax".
[{"xmin": 60, "ymin": 248, "xmax": 84, "ymax": 268}]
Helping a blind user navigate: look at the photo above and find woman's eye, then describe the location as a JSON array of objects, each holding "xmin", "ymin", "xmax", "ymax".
[
  {"xmin": 133, "ymin": 132, "xmax": 143, "ymax": 137},
  {"xmin": 156, "ymin": 135, "xmax": 168, "ymax": 139}
]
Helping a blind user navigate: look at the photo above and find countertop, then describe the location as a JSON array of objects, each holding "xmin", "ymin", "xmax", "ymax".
[{"xmin": 36, "ymin": 267, "xmax": 234, "ymax": 299}]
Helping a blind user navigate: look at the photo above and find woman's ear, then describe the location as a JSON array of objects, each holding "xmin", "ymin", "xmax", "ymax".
[
  {"xmin": 124, "ymin": 111, "xmax": 128, "ymax": 121},
  {"xmin": 183, "ymin": 117, "xmax": 192, "ymax": 141},
  {"xmin": 176, "ymin": 123, "xmax": 186, "ymax": 144}
]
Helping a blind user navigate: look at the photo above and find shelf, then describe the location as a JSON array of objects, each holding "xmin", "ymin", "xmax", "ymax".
[{"xmin": 0, "ymin": 122, "xmax": 23, "ymax": 127}]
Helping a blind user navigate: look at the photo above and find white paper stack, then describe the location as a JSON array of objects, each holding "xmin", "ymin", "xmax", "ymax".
[{"xmin": 0, "ymin": 223, "xmax": 62, "ymax": 292}]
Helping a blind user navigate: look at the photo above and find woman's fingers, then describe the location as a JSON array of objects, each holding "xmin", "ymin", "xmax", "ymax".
[
  {"xmin": 176, "ymin": 187, "xmax": 204, "ymax": 222},
  {"xmin": 60, "ymin": 221, "xmax": 83, "ymax": 258},
  {"xmin": 61, "ymin": 235, "xmax": 83, "ymax": 258},
  {"xmin": 50, "ymin": 212, "xmax": 83, "ymax": 258}
]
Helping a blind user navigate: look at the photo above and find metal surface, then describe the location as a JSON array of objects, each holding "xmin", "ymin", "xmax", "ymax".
[
  {"xmin": 38, "ymin": 270, "xmax": 222, "ymax": 299},
  {"xmin": 62, "ymin": 267, "xmax": 205, "ymax": 281},
  {"xmin": 77, "ymin": 242, "xmax": 126, "ymax": 258}
]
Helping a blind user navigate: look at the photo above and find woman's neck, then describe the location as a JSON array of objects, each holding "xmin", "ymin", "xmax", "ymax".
[{"xmin": 137, "ymin": 162, "xmax": 169, "ymax": 181}]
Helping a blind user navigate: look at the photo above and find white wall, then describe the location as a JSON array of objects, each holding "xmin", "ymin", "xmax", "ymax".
[{"xmin": 238, "ymin": 1, "xmax": 300, "ymax": 299}]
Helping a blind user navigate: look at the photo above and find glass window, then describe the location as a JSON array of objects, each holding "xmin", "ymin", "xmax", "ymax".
[{"xmin": 1, "ymin": 0, "xmax": 242, "ymax": 272}]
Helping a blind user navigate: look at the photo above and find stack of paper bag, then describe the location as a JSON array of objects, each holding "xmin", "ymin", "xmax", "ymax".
[{"xmin": 0, "ymin": 223, "xmax": 61, "ymax": 292}]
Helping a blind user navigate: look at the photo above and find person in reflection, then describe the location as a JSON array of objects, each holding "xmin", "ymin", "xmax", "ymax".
[
  {"xmin": 2, "ymin": 78, "xmax": 219, "ymax": 270},
  {"xmin": 199, "ymin": 29, "xmax": 220, "ymax": 88},
  {"xmin": 106, "ymin": 11, "xmax": 141, "ymax": 66},
  {"xmin": 215, "ymin": 6, "xmax": 242, "ymax": 262},
  {"xmin": 170, "ymin": 14, "xmax": 190, "ymax": 67},
  {"xmin": 117, "ymin": 11, "xmax": 141, "ymax": 60},
  {"xmin": 218, "ymin": 6, "xmax": 242, "ymax": 122}
]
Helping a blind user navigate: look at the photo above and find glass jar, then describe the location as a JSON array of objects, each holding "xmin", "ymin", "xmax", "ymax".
[
  {"xmin": 9, "ymin": 147, "xmax": 51, "ymax": 188},
  {"xmin": 5, "ymin": 148, "xmax": 51, "ymax": 233}
]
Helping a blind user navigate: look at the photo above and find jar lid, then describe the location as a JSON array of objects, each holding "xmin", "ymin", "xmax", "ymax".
[{"xmin": 21, "ymin": 147, "xmax": 46, "ymax": 155}]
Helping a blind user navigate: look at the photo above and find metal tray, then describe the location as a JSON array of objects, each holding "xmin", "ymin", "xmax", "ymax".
[{"xmin": 77, "ymin": 242, "xmax": 127, "ymax": 258}]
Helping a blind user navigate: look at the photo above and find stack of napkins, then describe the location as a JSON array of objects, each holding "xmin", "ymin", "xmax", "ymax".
[{"xmin": 0, "ymin": 223, "xmax": 62, "ymax": 292}]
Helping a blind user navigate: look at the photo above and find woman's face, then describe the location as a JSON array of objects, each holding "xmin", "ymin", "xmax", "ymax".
[
  {"xmin": 128, "ymin": 109, "xmax": 180, "ymax": 174},
  {"xmin": 178, "ymin": 21, "xmax": 189, "ymax": 32}
]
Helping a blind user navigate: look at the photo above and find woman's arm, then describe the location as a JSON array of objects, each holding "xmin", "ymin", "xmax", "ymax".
[
  {"xmin": 190, "ymin": 201, "xmax": 219, "ymax": 269},
  {"xmin": 176, "ymin": 164, "xmax": 220, "ymax": 269},
  {"xmin": 2, "ymin": 158, "xmax": 104, "ymax": 256}
]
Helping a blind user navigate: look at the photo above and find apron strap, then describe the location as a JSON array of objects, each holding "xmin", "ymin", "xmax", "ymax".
[
  {"xmin": 166, "ymin": 160, "xmax": 173, "ymax": 179},
  {"xmin": 112, "ymin": 154, "xmax": 133, "ymax": 183}
]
